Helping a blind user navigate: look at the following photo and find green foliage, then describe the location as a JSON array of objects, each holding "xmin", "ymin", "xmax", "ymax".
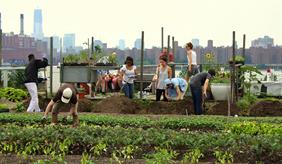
[
  {"xmin": 0, "ymin": 104, "xmax": 9, "ymax": 110},
  {"xmin": 15, "ymin": 102, "xmax": 25, "ymax": 112},
  {"xmin": 63, "ymin": 51, "xmax": 90, "ymax": 64},
  {"xmin": 146, "ymin": 148, "xmax": 178, "ymax": 164},
  {"xmin": 229, "ymin": 55, "xmax": 245, "ymax": 63},
  {"xmin": 8, "ymin": 70, "xmax": 26, "ymax": 89},
  {"xmin": 0, "ymin": 87, "xmax": 28, "ymax": 102},
  {"xmin": 108, "ymin": 52, "xmax": 118, "ymax": 65},
  {"xmin": 228, "ymin": 122, "xmax": 282, "ymax": 135},
  {"xmin": 214, "ymin": 151, "xmax": 234, "ymax": 164},
  {"xmin": 81, "ymin": 152, "xmax": 94, "ymax": 164},
  {"xmin": 236, "ymin": 94, "xmax": 258, "ymax": 115},
  {"xmin": 182, "ymin": 148, "xmax": 204, "ymax": 164},
  {"xmin": 211, "ymin": 72, "xmax": 230, "ymax": 83}
]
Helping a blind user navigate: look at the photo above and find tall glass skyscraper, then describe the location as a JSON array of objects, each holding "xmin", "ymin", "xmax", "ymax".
[{"xmin": 33, "ymin": 9, "xmax": 44, "ymax": 40}]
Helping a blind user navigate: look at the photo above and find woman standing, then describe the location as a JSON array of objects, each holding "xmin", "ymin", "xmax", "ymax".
[
  {"xmin": 120, "ymin": 56, "xmax": 137, "ymax": 99},
  {"xmin": 185, "ymin": 42, "xmax": 199, "ymax": 82},
  {"xmin": 156, "ymin": 56, "xmax": 172, "ymax": 101}
]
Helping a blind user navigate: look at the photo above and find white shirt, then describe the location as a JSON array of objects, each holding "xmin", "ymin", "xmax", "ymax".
[
  {"xmin": 187, "ymin": 50, "xmax": 197, "ymax": 65},
  {"xmin": 120, "ymin": 65, "xmax": 137, "ymax": 84}
]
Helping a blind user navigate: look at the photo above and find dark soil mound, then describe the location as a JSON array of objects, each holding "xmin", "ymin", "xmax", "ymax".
[
  {"xmin": 146, "ymin": 99, "xmax": 194, "ymax": 115},
  {"xmin": 249, "ymin": 100, "xmax": 282, "ymax": 116},
  {"xmin": 92, "ymin": 95, "xmax": 141, "ymax": 114},
  {"xmin": 206, "ymin": 101, "xmax": 240, "ymax": 116}
]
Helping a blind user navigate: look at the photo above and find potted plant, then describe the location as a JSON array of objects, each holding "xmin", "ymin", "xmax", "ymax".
[
  {"xmin": 229, "ymin": 55, "xmax": 245, "ymax": 65},
  {"xmin": 210, "ymin": 72, "xmax": 231, "ymax": 101}
]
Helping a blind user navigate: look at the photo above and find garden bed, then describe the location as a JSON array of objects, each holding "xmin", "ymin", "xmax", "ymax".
[{"xmin": 0, "ymin": 114, "xmax": 281, "ymax": 163}]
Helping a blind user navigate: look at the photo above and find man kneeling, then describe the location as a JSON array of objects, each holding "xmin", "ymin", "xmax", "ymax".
[
  {"xmin": 164, "ymin": 78, "xmax": 188, "ymax": 101},
  {"xmin": 43, "ymin": 83, "xmax": 79, "ymax": 126}
]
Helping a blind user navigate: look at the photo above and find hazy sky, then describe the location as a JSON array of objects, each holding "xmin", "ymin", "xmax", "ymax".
[{"xmin": 0, "ymin": 0, "xmax": 281, "ymax": 48}]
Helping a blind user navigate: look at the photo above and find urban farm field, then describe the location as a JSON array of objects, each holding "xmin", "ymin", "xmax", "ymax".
[{"xmin": 0, "ymin": 113, "xmax": 282, "ymax": 163}]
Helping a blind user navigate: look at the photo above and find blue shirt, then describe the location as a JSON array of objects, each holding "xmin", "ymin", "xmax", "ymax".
[{"xmin": 166, "ymin": 78, "xmax": 187, "ymax": 98}]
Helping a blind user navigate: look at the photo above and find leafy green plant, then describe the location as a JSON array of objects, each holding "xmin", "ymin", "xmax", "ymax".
[
  {"xmin": 182, "ymin": 148, "xmax": 204, "ymax": 164},
  {"xmin": 90, "ymin": 142, "xmax": 107, "ymax": 157},
  {"xmin": 108, "ymin": 52, "xmax": 118, "ymax": 65},
  {"xmin": 8, "ymin": 70, "xmax": 26, "ymax": 89},
  {"xmin": 81, "ymin": 152, "xmax": 94, "ymax": 164},
  {"xmin": 229, "ymin": 55, "xmax": 245, "ymax": 63},
  {"xmin": 146, "ymin": 148, "xmax": 178, "ymax": 164},
  {"xmin": 0, "ymin": 87, "xmax": 28, "ymax": 102},
  {"xmin": 0, "ymin": 104, "xmax": 9, "ymax": 111},
  {"xmin": 214, "ymin": 151, "xmax": 233, "ymax": 164},
  {"xmin": 236, "ymin": 94, "xmax": 257, "ymax": 115},
  {"xmin": 16, "ymin": 102, "xmax": 25, "ymax": 112}
]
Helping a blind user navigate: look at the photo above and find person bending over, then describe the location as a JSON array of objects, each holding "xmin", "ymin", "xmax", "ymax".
[{"xmin": 43, "ymin": 83, "xmax": 79, "ymax": 126}]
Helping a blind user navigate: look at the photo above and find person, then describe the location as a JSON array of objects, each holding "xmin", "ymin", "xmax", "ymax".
[
  {"xmin": 160, "ymin": 47, "xmax": 174, "ymax": 63},
  {"xmin": 43, "ymin": 83, "xmax": 79, "ymax": 126},
  {"xmin": 24, "ymin": 54, "xmax": 48, "ymax": 112},
  {"xmin": 185, "ymin": 42, "xmax": 199, "ymax": 82},
  {"xmin": 120, "ymin": 56, "xmax": 137, "ymax": 99},
  {"xmin": 190, "ymin": 69, "xmax": 216, "ymax": 115},
  {"xmin": 155, "ymin": 56, "xmax": 172, "ymax": 101},
  {"xmin": 164, "ymin": 78, "xmax": 188, "ymax": 101}
]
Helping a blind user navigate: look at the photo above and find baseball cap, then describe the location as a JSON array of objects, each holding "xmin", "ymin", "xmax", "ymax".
[{"xmin": 61, "ymin": 88, "xmax": 73, "ymax": 104}]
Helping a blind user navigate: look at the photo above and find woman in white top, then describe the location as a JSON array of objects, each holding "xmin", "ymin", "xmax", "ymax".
[
  {"xmin": 185, "ymin": 42, "xmax": 199, "ymax": 82},
  {"xmin": 120, "ymin": 56, "xmax": 137, "ymax": 99},
  {"xmin": 155, "ymin": 56, "xmax": 172, "ymax": 101}
]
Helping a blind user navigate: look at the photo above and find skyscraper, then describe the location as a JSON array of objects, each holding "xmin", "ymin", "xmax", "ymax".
[
  {"xmin": 63, "ymin": 34, "xmax": 75, "ymax": 51},
  {"xmin": 134, "ymin": 39, "xmax": 141, "ymax": 49},
  {"xmin": 33, "ymin": 9, "xmax": 44, "ymax": 40},
  {"xmin": 20, "ymin": 14, "xmax": 24, "ymax": 35},
  {"xmin": 118, "ymin": 39, "xmax": 125, "ymax": 50},
  {"xmin": 207, "ymin": 40, "xmax": 213, "ymax": 48}
]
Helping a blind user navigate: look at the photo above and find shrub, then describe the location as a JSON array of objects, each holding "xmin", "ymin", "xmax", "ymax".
[
  {"xmin": 0, "ymin": 87, "xmax": 28, "ymax": 102},
  {"xmin": 16, "ymin": 102, "xmax": 25, "ymax": 112}
]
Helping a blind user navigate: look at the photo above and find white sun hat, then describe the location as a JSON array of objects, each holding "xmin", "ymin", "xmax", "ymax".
[{"xmin": 61, "ymin": 88, "xmax": 73, "ymax": 104}]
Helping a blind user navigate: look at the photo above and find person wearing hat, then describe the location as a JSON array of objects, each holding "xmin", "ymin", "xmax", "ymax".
[
  {"xmin": 164, "ymin": 78, "xmax": 188, "ymax": 101},
  {"xmin": 190, "ymin": 69, "xmax": 216, "ymax": 115},
  {"xmin": 43, "ymin": 83, "xmax": 79, "ymax": 126}
]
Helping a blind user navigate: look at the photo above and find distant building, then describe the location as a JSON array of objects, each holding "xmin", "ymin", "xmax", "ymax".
[
  {"xmin": 43, "ymin": 36, "xmax": 60, "ymax": 51},
  {"xmin": 134, "ymin": 39, "xmax": 141, "ymax": 49},
  {"xmin": 207, "ymin": 40, "xmax": 213, "ymax": 48},
  {"xmin": 251, "ymin": 36, "xmax": 274, "ymax": 48},
  {"xmin": 118, "ymin": 39, "xmax": 126, "ymax": 50},
  {"xmin": 192, "ymin": 39, "xmax": 200, "ymax": 47},
  {"xmin": 1, "ymin": 32, "xmax": 47, "ymax": 65},
  {"xmin": 63, "ymin": 34, "xmax": 75, "ymax": 52},
  {"xmin": 32, "ymin": 9, "xmax": 44, "ymax": 40}
]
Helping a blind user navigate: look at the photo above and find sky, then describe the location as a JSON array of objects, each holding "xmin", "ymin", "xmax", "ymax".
[{"xmin": 0, "ymin": 0, "xmax": 281, "ymax": 48}]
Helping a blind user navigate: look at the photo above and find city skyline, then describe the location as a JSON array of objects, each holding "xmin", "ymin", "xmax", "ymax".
[{"xmin": 0, "ymin": 0, "xmax": 281, "ymax": 48}]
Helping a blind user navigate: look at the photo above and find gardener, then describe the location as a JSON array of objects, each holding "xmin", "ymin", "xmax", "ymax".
[
  {"xmin": 24, "ymin": 54, "xmax": 48, "ymax": 112},
  {"xmin": 164, "ymin": 78, "xmax": 188, "ymax": 101},
  {"xmin": 120, "ymin": 56, "xmax": 137, "ymax": 99},
  {"xmin": 155, "ymin": 56, "xmax": 172, "ymax": 101},
  {"xmin": 190, "ymin": 69, "xmax": 216, "ymax": 115},
  {"xmin": 42, "ymin": 83, "xmax": 79, "ymax": 126},
  {"xmin": 185, "ymin": 42, "xmax": 199, "ymax": 82}
]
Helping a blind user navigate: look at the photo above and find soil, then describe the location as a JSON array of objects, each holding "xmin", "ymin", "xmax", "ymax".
[
  {"xmin": 11, "ymin": 95, "xmax": 282, "ymax": 117},
  {"xmin": 205, "ymin": 101, "xmax": 240, "ymax": 116},
  {"xmin": 249, "ymin": 100, "xmax": 282, "ymax": 116}
]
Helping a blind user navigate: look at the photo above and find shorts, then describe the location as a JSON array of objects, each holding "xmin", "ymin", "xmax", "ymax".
[{"xmin": 187, "ymin": 65, "xmax": 199, "ymax": 77}]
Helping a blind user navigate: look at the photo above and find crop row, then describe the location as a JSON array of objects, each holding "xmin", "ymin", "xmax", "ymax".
[
  {"xmin": 0, "ymin": 123, "xmax": 282, "ymax": 163},
  {"xmin": 1, "ymin": 113, "xmax": 282, "ymax": 131}
]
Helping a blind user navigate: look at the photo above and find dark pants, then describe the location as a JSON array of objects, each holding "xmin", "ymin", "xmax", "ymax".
[
  {"xmin": 190, "ymin": 85, "xmax": 203, "ymax": 115},
  {"xmin": 156, "ymin": 89, "xmax": 168, "ymax": 101},
  {"xmin": 51, "ymin": 101, "xmax": 79, "ymax": 126},
  {"xmin": 123, "ymin": 83, "xmax": 134, "ymax": 99}
]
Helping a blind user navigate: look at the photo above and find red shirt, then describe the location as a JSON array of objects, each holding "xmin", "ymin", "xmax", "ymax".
[{"xmin": 160, "ymin": 52, "xmax": 174, "ymax": 62}]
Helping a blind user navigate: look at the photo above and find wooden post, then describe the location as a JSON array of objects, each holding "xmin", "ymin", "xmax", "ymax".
[
  {"xmin": 231, "ymin": 31, "xmax": 236, "ymax": 103},
  {"xmin": 91, "ymin": 37, "xmax": 94, "ymax": 55},
  {"xmin": 50, "ymin": 37, "xmax": 53, "ymax": 97},
  {"xmin": 140, "ymin": 31, "xmax": 144, "ymax": 99},
  {"xmin": 242, "ymin": 34, "xmax": 246, "ymax": 60},
  {"xmin": 161, "ymin": 27, "xmax": 164, "ymax": 51},
  {"xmin": 167, "ymin": 35, "xmax": 170, "ymax": 59},
  {"xmin": 172, "ymin": 36, "xmax": 176, "ymax": 77}
]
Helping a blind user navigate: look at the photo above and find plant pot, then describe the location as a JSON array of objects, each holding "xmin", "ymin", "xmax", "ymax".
[
  {"xmin": 210, "ymin": 83, "xmax": 231, "ymax": 101},
  {"xmin": 0, "ymin": 109, "xmax": 10, "ymax": 113}
]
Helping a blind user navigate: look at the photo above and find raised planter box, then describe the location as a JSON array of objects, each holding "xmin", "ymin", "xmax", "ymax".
[
  {"xmin": 251, "ymin": 82, "xmax": 282, "ymax": 96},
  {"xmin": 210, "ymin": 83, "xmax": 231, "ymax": 101}
]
